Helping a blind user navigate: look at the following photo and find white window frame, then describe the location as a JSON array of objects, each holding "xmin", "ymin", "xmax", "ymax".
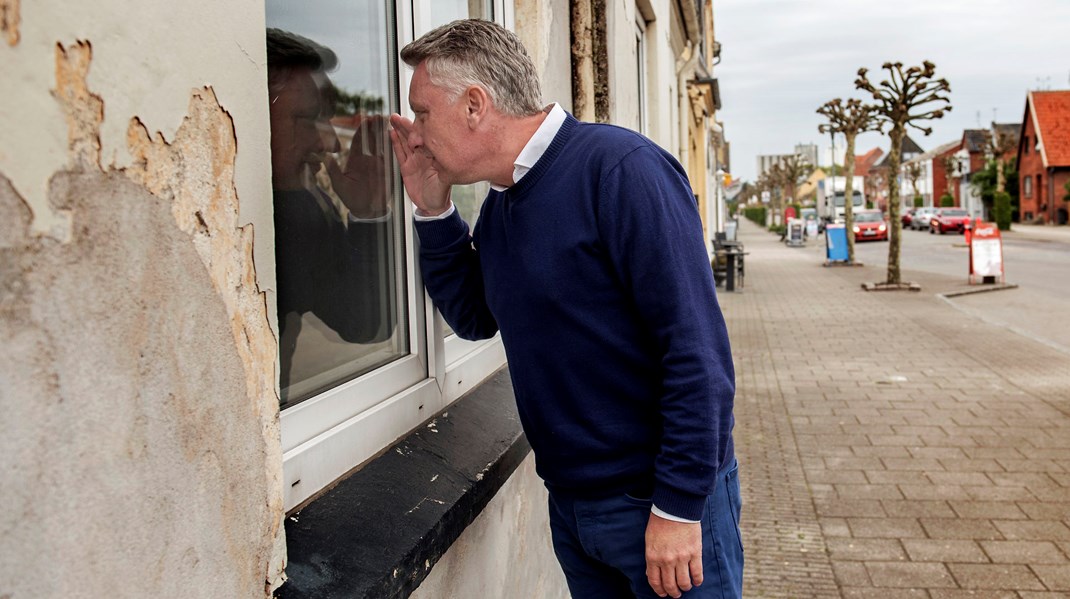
[
  {"xmin": 634, "ymin": 16, "xmax": 649, "ymax": 135},
  {"xmin": 281, "ymin": 0, "xmax": 511, "ymax": 512}
]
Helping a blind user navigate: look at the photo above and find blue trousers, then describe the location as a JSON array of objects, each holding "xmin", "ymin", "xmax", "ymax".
[{"xmin": 547, "ymin": 460, "xmax": 744, "ymax": 598}]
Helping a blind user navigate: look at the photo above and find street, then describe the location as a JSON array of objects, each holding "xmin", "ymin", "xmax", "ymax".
[
  {"xmin": 722, "ymin": 218, "xmax": 1070, "ymax": 598},
  {"xmin": 851, "ymin": 224, "xmax": 1070, "ymax": 355}
]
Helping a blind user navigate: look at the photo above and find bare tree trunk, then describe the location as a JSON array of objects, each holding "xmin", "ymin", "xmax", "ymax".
[
  {"xmin": 886, "ymin": 125, "xmax": 904, "ymax": 284},
  {"xmin": 843, "ymin": 132, "xmax": 858, "ymax": 263},
  {"xmin": 996, "ymin": 159, "xmax": 1006, "ymax": 194}
]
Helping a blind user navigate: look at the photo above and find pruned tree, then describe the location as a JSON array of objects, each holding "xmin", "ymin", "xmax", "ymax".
[
  {"xmin": 817, "ymin": 98, "xmax": 881, "ymax": 263},
  {"xmin": 986, "ymin": 128, "xmax": 1017, "ymax": 194},
  {"xmin": 905, "ymin": 162, "xmax": 924, "ymax": 203},
  {"xmin": 857, "ymin": 61, "xmax": 951, "ymax": 286},
  {"xmin": 779, "ymin": 153, "xmax": 813, "ymax": 208},
  {"xmin": 941, "ymin": 154, "xmax": 959, "ymax": 200}
]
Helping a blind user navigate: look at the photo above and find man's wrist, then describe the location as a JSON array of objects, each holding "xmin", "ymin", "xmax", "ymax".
[
  {"xmin": 651, "ymin": 504, "xmax": 700, "ymax": 524},
  {"xmin": 414, "ymin": 202, "xmax": 456, "ymax": 221}
]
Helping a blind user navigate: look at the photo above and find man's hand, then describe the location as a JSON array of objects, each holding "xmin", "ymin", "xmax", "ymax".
[
  {"xmin": 645, "ymin": 513, "xmax": 703, "ymax": 598},
  {"xmin": 388, "ymin": 114, "xmax": 452, "ymax": 216},
  {"xmin": 327, "ymin": 115, "xmax": 392, "ymax": 219}
]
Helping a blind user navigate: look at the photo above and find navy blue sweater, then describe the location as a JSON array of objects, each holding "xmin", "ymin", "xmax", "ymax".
[{"xmin": 415, "ymin": 115, "xmax": 735, "ymax": 520}]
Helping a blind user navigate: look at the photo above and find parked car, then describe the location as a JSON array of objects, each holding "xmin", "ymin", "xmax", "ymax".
[
  {"xmin": 852, "ymin": 210, "xmax": 888, "ymax": 241},
  {"xmin": 901, "ymin": 208, "xmax": 915, "ymax": 228},
  {"xmin": 930, "ymin": 208, "xmax": 971, "ymax": 234},
  {"xmin": 911, "ymin": 207, "xmax": 935, "ymax": 230}
]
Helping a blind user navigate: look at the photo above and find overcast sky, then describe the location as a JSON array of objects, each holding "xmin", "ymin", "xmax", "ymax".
[{"xmin": 715, "ymin": 0, "xmax": 1070, "ymax": 183}]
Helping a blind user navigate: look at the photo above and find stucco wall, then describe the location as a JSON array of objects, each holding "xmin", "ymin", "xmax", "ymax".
[
  {"xmin": 410, "ymin": 455, "xmax": 569, "ymax": 599},
  {"xmin": 0, "ymin": 2, "xmax": 284, "ymax": 597},
  {"xmin": 514, "ymin": 0, "xmax": 573, "ymax": 114}
]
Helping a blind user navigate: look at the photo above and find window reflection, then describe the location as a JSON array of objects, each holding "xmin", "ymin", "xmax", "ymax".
[{"xmin": 266, "ymin": 2, "xmax": 407, "ymax": 408}]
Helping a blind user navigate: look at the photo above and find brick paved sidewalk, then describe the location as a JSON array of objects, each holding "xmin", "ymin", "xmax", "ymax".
[{"xmin": 719, "ymin": 219, "xmax": 1070, "ymax": 598}]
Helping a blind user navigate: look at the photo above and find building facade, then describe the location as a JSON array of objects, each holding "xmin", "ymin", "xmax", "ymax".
[
  {"xmin": 0, "ymin": 1, "xmax": 728, "ymax": 597},
  {"xmin": 1017, "ymin": 90, "xmax": 1070, "ymax": 225}
]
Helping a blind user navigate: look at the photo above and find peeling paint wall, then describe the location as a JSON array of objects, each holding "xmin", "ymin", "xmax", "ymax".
[
  {"xmin": 1, "ymin": 2, "xmax": 284, "ymax": 597},
  {"xmin": 410, "ymin": 456, "xmax": 569, "ymax": 599},
  {"xmin": 1, "ymin": 0, "xmax": 18, "ymax": 46}
]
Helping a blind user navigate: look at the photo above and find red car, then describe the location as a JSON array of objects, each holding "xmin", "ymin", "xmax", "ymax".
[
  {"xmin": 901, "ymin": 208, "xmax": 915, "ymax": 228},
  {"xmin": 852, "ymin": 210, "xmax": 888, "ymax": 241},
  {"xmin": 929, "ymin": 208, "xmax": 970, "ymax": 234}
]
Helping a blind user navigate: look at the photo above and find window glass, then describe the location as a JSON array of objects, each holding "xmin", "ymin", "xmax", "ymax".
[
  {"xmin": 266, "ymin": 0, "xmax": 408, "ymax": 408},
  {"xmin": 427, "ymin": 0, "xmax": 494, "ymax": 335}
]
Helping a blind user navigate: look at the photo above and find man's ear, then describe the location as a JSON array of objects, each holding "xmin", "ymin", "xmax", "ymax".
[{"xmin": 464, "ymin": 85, "xmax": 490, "ymax": 129}]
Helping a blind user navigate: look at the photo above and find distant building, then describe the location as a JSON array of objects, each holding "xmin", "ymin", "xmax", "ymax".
[
  {"xmin": 1016, "ymin": 90, "xmax": 1070, "ymax": 224},
  {"xmin": 867, "ymin": 134, "xmax": 924, "ymax": 211},
  {"xmin": 756, "ymin": 153, "xmax": 794, "ymax": 178},
  {"xmin": 794, "ymin": 143, "xmax": 819, "ymax": 168}
]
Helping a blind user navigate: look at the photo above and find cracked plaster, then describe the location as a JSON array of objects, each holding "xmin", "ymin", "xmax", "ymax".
[{"xmin": 1, "ymin": 30, "xmax": 284, "ymax": 598}]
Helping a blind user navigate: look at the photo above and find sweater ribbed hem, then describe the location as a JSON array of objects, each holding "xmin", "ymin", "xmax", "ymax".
[
  {"xmin": 651, "ymin": 485, "xmax": 708, "ymax": 522},
  {"xmin": 414, "ymin": 210, "xmax": 469, "ymax": 250}
]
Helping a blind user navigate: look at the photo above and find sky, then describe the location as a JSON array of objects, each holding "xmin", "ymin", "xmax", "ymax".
[{"xmin": 715, "ymin": 0, "xmax": 1070, "ymax": 183}]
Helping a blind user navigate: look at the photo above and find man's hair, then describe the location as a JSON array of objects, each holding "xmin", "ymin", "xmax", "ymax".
[
  {"xmin": 266, "ymin": 28, "xmax": 338, "ymax": 94},
  {"xmin": 400, "ymin": 19, "xmax": 542, "ymax": 118}
]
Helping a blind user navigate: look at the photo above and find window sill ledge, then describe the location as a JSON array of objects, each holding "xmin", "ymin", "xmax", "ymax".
[{"xmin": 274, "ymin": 368, "xmax": 528, "ymax": 599}]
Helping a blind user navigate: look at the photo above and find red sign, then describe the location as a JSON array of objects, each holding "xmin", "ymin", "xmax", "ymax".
[{"xmin": 968, "ymin": 219, "xmax": 1004, "ymax": 284}]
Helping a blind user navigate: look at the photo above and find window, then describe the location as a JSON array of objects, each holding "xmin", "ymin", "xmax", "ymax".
[
  {"xmin": 634, "ymin": 16, "xmax": 648, "ymax": 134},
  {"xmin": 1024, "ymin": 136, "xmax": 1030, "ymax": 154},
  {"xmin": 1024, "ymin": 174, "xmax": 1032, "ymax": 197},
  {"xmin": 268, "ymin": 0, "xmax": 513, "ymax": 512}
]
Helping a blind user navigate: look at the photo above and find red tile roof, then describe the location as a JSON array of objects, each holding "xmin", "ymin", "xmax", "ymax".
[
  {"xmin": 854, "ymin": 147, "xmax": 884, "ymax": 176},
  {"xmin": 1030, "ymin": 91, "xmax": 1070, "ymax": 167}
]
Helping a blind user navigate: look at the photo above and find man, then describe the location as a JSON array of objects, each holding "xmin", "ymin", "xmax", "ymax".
[
  {"xmin": 389, "ymin": 19, "xmax": 741, "ymax": 599},
  {"xmin": 266, "ymin": 29, "xmax": 397, "ymax": 400}
]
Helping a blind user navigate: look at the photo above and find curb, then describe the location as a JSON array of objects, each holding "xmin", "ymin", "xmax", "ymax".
[{"xmin": 939, "ymin": 283, "xmax": 1018, "ymax": 298}]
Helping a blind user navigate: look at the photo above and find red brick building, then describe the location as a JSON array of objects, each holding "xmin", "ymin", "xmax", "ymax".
[{"xmin": 1017, "ymin": 91, "xmax": 1070, "ymax": 224}]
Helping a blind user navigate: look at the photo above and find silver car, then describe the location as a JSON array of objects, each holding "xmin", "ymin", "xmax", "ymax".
[{"xmin": 911, "ymin": 207, "xmax": 936, "ymax": 230}]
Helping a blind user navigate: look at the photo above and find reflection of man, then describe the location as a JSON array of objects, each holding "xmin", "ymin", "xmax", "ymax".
[
  {"xmin": 390, "ymin": 20, "xmax": 741, "ymax": 599},
  {"xmin": 266, "ymin": 29, "xmax": 395, "ymax": 395}
]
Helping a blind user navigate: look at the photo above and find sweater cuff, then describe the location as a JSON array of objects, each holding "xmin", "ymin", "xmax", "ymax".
[
  {"xmin": 651, "ymin": 485, "xmax": 707, "ymax": 522},
  {"xmin": 414, "ymin": 209, "xmax": 469, "ymax": 250}
]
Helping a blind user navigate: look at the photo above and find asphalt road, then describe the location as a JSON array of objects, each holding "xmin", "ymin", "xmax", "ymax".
[{"xmin": 849, "ymin": 224, "xmax": 1070, "ymax": 355}]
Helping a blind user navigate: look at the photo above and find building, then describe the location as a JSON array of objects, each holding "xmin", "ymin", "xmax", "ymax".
[
  {"xmin": 795, "ymin": 143, "xmax": 819, "ymax": 168},
  {"xmin": 1016, "ymin": 90, "xmax": 1070, "ymax": 224},
  {"xmin": 0, "ymin": 2, "xmax": 729, "ymax": 598},
  {"xmin": 868, "ymin": 134, "xmax": 924, "ymax": 211}
]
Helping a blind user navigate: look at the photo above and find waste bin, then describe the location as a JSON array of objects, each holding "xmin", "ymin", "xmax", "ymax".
[{"xmin": 825, "ymin": 224, "xmax": 849, "ymax": 262}]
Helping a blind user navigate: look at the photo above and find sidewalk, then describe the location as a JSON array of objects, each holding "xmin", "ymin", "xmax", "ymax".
[
  {"xmin": 720, "ymin": 218, "xmax": 1070, "ymax": 598},
  {"xmin": 1004, "ymin": 223, "xmax": 1070, "ymax": 244}
]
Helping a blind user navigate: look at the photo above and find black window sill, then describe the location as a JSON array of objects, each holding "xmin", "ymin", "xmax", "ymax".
[{"xmin": 275, "ymin": 368, "xmax": 528, "ymax": 599}]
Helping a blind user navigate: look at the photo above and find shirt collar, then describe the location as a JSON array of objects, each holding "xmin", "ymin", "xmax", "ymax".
[{"xmin": 490, "ymin": 103, "xmax": 567, "ymax": 192}]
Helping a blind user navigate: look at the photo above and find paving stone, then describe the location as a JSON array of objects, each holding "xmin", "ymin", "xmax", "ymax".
[
  {"xmin": 825, "ymin": 538, "xmax": 907, "ymax": 561},
  {"xmin": 865, "ymin": 561, "xmax": 956, "ymax": 588},
  {"xmin": 901, "ymin": 539, "xmax": 988, "ymax": 563},
  {"xmin": 980, "ymin": 540, "xmax": 1068, "ymax": 564},
  {"xmin": 993, "ymin": 521, "xmax": 1070, "ymax": 541},
  {"xmin": 946, "ymin": 563, "xmax": 1045, "ymax": 590},
  {"xmin": 881, "ymin": 500, "xmax": 956, "ymax": 518},
  {"xmin": 1033, "ymin": 565, "xmax": 1070, "ymax": 591},
  {"xmin": 920, "ymin": 518, "xmax": 1004, "ymax": 540},
  {"xmin": 847, "ymin": 518, "xmax": 926, "ymax": 539},
  {"xmin": 948, "ymin": 501, "xmax": 1028, "ymax": 520}
]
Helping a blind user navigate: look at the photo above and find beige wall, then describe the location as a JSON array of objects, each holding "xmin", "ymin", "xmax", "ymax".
[
  {"xmin": 411, "ymin": 456, "xmax": 570, "ymax": 599},
  {"xmin": 0, "ymin": 1, "xmax": 286, "ymax": 596}
]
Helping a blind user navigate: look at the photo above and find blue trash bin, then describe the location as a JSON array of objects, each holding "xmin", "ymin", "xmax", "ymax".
[{"xmin": 825, "ymin": 224, "xmax": 849, "ymax": 262}]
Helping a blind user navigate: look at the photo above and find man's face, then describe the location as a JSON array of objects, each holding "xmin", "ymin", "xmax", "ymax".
[
  {"xmin": 269, "ymin": 68, "xmax": 340, "ymax": 191},
  {"xmin": 407, "ymin": 61, "xmax": 477, "ymax": 184}
]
